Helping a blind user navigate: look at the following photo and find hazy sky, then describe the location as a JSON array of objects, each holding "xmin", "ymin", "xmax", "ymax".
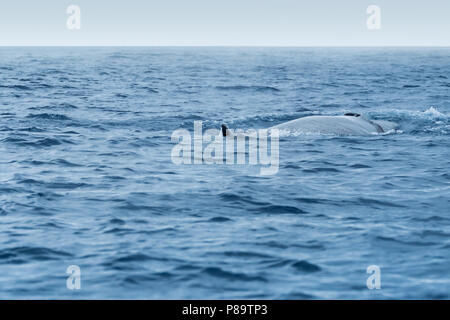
[{"xmin": 0, "ymin": 0, "xmax": 449, "ymax": 46}]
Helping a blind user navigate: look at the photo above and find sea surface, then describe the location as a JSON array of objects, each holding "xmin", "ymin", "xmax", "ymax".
[{"xmin": 0, "ymin": 47, "xmax": 449, "ymax": 299}]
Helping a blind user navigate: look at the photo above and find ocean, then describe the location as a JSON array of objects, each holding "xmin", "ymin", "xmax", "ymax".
[{"xmin": 0, "ymin": 47, "xmax": 449, "ymax": 299}]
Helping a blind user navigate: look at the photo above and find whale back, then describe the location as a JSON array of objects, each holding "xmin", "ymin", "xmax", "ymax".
[
  {"xmin": 271, "ymin": 115, "xmax": 390, "ymax": 135},
  {"xmin": 371, "ymin": 120, "xmax": 399, "ymax": 132}
]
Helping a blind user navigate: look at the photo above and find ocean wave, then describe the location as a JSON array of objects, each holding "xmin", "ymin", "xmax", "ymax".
[
  {"xmin": 250, "ymin": 205, "xmax": 308, "ymax": 214},
  {"xmin": 202, "ymin": 267, "xmax": 267, "ymax": 282},
  {"xmin": 215, "ymin": 85, "xmax": 281, "ymax": 92},
  {"xmin": 2, "ymin": 136, "xmax": 67, "ymax": 147},
  {"xmin": 28, "ymin": 103, "xmax": 78, "ymax": 111},
  {"xmin": 291, "ymin": 260, "xmax": 322, "ymax": 273},
  {"xmin": 219, "ymin": 192, "xmax": 269, "ymax": 206},
  {"xmin": 26, "ymin": 113, "xmax": 72, "ymax": 121},
  {"xmin": 368, "ymin": 107, "xmax": 448, "ymax": 121},
  {"xmin": 0, "ymin": 246, "xmax": 72, "ymax": 264},
  {"xmin": 208, "ymin": 216, "xmax": 233, "ymax": 223},
  {"xmin": 0, "ymin": 84, "xmax": 32, "ymax": 90}
]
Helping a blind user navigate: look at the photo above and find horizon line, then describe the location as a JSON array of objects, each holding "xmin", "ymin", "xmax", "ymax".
[{"xmin": 0, "ymin": 45, "xmax": 449, "ymax": 48}]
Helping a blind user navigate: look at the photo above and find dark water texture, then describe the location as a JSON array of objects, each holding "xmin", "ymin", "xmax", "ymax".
[{"xmin": 0, "ymin": 47, "xmax": 449, "ymax": 299}]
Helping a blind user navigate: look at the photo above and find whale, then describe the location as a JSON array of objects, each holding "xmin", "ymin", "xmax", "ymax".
[{"xmin": 222, "ymin": 113, "xmax": 398, "ymax": 136}]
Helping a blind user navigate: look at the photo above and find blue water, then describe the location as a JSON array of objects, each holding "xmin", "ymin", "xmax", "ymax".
[{"xmin": 0, "ymin": 47, "xmax": 449, "ymax": 299}]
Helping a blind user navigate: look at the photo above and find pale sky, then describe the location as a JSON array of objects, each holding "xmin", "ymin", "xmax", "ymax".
[{"xmin": 0, "ymin": 0, "xmax": 449, "ymax": 46}]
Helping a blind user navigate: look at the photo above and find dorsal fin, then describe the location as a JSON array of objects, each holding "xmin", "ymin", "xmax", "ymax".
[
  {"xmin": 221, "ymin": 124, "xmax": 228, "ymax": 137},
  {"xmin": 344, "ymin": 113, "xmax": 361, "ymax": 117}
]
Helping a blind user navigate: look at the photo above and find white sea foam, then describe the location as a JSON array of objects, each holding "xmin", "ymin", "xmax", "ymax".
[{"xmin": 422, "ymin": 107, "xmax": 448, "ymax": 119}]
